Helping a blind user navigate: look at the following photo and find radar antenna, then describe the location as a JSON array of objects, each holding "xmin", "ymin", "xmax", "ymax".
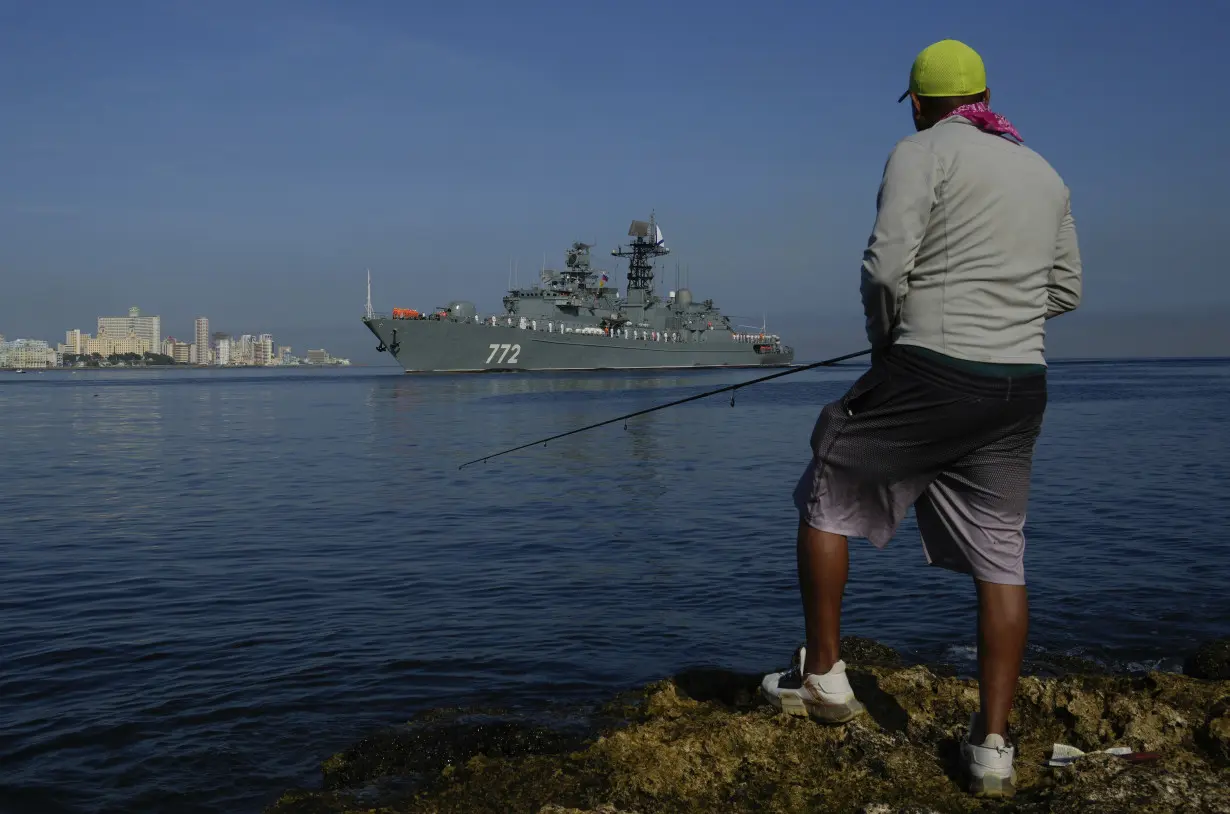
[{"xmin": 611, "ymin": 211, "xmax": 670, "ymax": 292}]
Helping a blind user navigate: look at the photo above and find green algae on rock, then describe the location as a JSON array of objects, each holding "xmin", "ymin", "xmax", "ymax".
[{"xmin": 268, "ymin": 648, "xmax": 1230, "ymax": 814}]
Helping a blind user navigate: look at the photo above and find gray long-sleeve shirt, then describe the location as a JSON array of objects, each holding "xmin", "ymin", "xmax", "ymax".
[{"xmin": 860, "ymin": 116, "xmax": 1082, "ymax": 366}]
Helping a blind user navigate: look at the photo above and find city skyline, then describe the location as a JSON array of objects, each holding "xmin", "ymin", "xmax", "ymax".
[
  {"xmin": 0, "ymin": 304, "xmax": 351, "ymax": 368},
  {"xmin": 3, "ymin": 295, "xmax": 371, "ymax": 367}
]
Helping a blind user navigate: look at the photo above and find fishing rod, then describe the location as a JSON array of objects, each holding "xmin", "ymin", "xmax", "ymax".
[{"xmin": 458, "ymin": 347, "xmax": 872, "ymax": 469}]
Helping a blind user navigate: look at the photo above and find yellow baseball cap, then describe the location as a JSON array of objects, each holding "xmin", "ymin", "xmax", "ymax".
[{"xmin": 897, "ymin": 39, "xmax": 987, "ymax": 102}]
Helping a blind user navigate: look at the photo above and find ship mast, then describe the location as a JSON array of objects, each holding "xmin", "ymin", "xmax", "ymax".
[
  {"xmin": 365, "ymin": 269, "xmax": 374, "ymax": 319},
  {"xmin": 611, "ymin": 211, "xmax": 670, "ymax": 293}
]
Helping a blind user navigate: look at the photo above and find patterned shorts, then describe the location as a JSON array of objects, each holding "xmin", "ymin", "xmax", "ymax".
[{"xmin": 793, "ymin": 346, "xmax": 1047, "ymax": 585}]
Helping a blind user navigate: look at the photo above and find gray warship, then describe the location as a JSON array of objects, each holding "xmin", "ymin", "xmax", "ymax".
[{"xmin": 362, "ymin": 214, "xmax": 794, "ymax": 373}]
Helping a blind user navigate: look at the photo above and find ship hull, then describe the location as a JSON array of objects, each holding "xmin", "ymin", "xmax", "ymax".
[{"xmin": 363, "ymin": 318, "xmax": 794, "ymax": 373}]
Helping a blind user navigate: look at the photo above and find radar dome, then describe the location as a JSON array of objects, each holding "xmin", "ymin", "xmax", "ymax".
[{"xmin": 675, "ymin": 288, "xmax": 693, "ymax": 308}]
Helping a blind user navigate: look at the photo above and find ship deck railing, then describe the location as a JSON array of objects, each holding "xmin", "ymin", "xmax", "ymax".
[
  {"xmin": 479, "ymin": 316, "xmax": 783, "ymax": 346},
  {"xmin": 380, "ymin": 312, "xmax": 783, "ymax": 347}
]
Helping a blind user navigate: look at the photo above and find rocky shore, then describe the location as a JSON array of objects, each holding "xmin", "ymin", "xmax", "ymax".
[{"xmin": 268, "ymin": 638, "xmax": 1230, "ymax": 813}]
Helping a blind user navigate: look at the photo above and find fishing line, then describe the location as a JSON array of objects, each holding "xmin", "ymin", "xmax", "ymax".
[{"xmin": 458, "ymin": 348, "xmax": 872, "ymax": 469}]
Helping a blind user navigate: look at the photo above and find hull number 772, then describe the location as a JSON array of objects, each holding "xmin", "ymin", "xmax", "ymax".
[{"xmin": 486, "ymin": 343, "xmax": 521, "ymax": 364}]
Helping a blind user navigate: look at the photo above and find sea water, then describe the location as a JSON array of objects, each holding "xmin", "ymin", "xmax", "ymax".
[{"xmin": 2, "ymin": 359, "xmax": 1228, "ymax": 813}]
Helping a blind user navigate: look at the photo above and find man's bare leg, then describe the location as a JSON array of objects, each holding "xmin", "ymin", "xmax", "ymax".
[
  {"xmin": 975, "ymin": 580, "xmax": 1028, "ymax": 738},
  {"xmin": 797, "ymin": 519, "xmax": 848, "ymax": 676}
]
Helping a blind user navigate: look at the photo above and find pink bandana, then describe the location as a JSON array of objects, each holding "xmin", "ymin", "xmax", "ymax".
[{"xmin": 944, "ymin": 102, "xmax": 1023, "ymax": 143}]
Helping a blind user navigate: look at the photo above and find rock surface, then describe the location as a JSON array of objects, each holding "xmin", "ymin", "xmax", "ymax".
[
  {"xmin": 268, "ymin": 646, "xmax": 1230, "ymax": 814},
  {"xmin": 1186, "ymin": 638, "xmax": 1230, "ymax": 681}
]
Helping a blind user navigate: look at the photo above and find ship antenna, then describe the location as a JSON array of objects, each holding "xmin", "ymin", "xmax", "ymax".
[{"xmin": 365, "ymin": 269, "xmax": 374, "ymax": 319}]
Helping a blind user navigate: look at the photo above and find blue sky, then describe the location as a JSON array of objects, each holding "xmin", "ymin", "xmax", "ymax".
[{"xmin": 1, "ymin": 0, "xmax": 1226, "ymax": 360}]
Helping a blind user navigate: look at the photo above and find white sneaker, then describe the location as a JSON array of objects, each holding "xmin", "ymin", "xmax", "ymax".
[
  {"xmin": 760, "ymin": 645, "xmax": 865, "ymax": 723},
  {"xmin": 960, "ymin": 713, "xmax": 1017, "ymax": 798}
]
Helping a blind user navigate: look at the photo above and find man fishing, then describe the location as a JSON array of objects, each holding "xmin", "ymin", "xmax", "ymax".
[{"xmin": 760, "ymin": 39, "xmax": 1082, "ymax": 798}]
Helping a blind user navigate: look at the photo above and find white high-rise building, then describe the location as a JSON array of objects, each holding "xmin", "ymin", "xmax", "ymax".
[
  {"xmin": 236, "ymin": 334, "xmax": 255, "ymax": 365},
  {"xmin": 194, "ymin": 317, "xmax": 210, "ymax": 365},
  {"xmin": 98, "ymin": 307, "xmax": 160, "ymax": 351},
  {"xmin": 216, "ymin": 337, "xmax": 231, "ymax": 366},
  {"xmin": 64, "ymin": 329, "xmax": 84, "ymax": 355},
  {"xmin": 254, "ymin": 334, "xmax": 274, "ymax": 366}
]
